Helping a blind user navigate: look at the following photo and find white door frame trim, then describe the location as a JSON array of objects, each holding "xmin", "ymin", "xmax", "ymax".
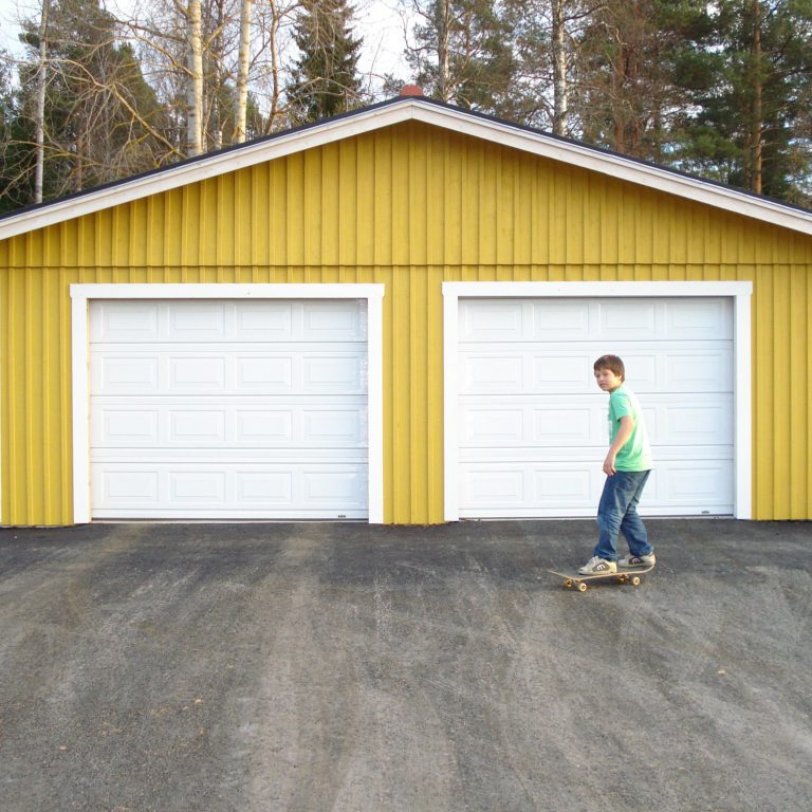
[
  {"xmin": 442, "ymin": 281, "xmax": 753, "ymax": 521},
  {"xmin": 70, "ymin": 283, "xmax": 386, "ymax": 524}
]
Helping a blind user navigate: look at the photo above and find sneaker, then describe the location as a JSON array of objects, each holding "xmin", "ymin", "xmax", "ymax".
[
  {"xmin": 578, "ymin": 556, "xmax": 617, "ymax": 575},
  {"xmin": 618, "ymin": 553, "xmax": 656, "ymax": 568}
]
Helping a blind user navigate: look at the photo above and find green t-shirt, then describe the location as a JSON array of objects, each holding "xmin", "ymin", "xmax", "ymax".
[{"xmin": 608, "ymin": 384, "xmax": 653, "ymax": 472}]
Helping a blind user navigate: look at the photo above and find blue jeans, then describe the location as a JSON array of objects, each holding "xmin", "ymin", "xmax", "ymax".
[{"xmin": 593, "ymin": 470, "xmax": 653, "ymax": 562}]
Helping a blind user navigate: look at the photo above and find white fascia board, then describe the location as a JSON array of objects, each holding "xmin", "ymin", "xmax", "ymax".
[
  {"xmin": 69, "ymin": 282, "xmax": 385, "ymax": 300},
  {"xmin": 442, "ymin": 280, "xmax": 753, "ymax": 298},
  {"xmin": 4, "ymin": 98, "xmax": 812, "ymax": 241}
]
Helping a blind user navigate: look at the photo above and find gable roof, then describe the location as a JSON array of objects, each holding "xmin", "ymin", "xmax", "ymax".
[{"xmin": 2, "ymin": 94, "xmax": 812, "ymax": 241}]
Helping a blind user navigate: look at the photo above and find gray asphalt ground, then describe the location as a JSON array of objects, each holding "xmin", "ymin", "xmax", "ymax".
[{"xmin": 0, "ymin": 519, "xmax": 810, "ymax": 812}]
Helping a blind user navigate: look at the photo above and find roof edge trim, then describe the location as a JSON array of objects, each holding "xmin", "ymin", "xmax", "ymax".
[{"xmin": 2, "ymin": 97, "xmax": 811, "ymax": 241}]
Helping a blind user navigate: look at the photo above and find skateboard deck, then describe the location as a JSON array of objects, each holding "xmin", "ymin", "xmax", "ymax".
[{"xmin": 547, "ymin": 563, "xmax": 654, "ymax": 592}]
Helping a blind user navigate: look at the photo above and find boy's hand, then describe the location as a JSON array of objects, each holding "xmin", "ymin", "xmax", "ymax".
[{"xmin": 603, "ymin": 452, "xmax": 617, "ymax": 476}]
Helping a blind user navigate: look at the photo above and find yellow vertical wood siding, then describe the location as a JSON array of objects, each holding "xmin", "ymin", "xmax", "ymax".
[{"xmin": 1, "ymin": 121, "xmax": 812, "ymax": 524}]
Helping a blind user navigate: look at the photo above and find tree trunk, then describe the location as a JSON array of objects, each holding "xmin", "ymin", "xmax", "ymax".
[
  {"xmin": 187, "ymin": 0, "xmax": 204, "ymax": 156},
  {"xmin": 34, "ymin": 0, "xmax": 50, "ymax": 204},
  {"xmin": 235, "ymin": 0, "xmax": 253, "ymax": 142},
  {"xmin": 750, "ymin": 0, "xmax": 763, "ymax": 194},
  {"xmin": 437, "ymin": 0, "xmax": 451, "ymax": 101},
  {"xmin": 551, "ymin": 0, "xmax": 568, "ymax": 136},
  {"xmin": 268, "ymin": 2, "xmax": 281, "ymax": 131}
]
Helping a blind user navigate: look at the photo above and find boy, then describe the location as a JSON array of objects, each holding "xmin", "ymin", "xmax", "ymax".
[{"xmin": 579, "ymin": 354, "xmax": 656, "ymax": 575}]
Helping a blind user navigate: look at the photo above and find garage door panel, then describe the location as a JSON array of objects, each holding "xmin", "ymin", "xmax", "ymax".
[
  {"xmin": 92, "ymin": 300, "xmax": 368, "ymax": 342},
  {"xmin": 532, "ymin": 355, "xmax": 587, "ymax": 388},
  {"xmin": 459, "ymin": 462, "xmax": 733, "ymax": 517},
  {"xmin": 460, "ymin": 395, "xmax": 605, "ymax": 445},
  {"xmin": 236, "ymin": 410, "xmax": 294, "ymax": 441},
  {"xmin": 90, "ymin": 299, "xmax": 369, "ymax": 519},
  {"xmin": 462, "ymin": 408, "xmax": 526, "ymax": 444},
  {"xmin": 460, "ymin": 397, "xmax": 732, "ymax": 450},
  {"xmin": 652, "ymin": 462, "xmax": 734, "ymax": 511},
  {"xmin": 598, "ymin": 300, "xmax": 659, "ymax": 338},
  {"xmin": 303, "ymin": 355, "xmax": 366, "ymax": 391},
  {"xmin": 93, "ymin": 349, "xmax": 366, "ymax": 396},
  {"xmin": 170, "ymin": 356, "xmax": 227, "ymax": 389},
  {"xmin": 97, "ymin": 409, "xmax": 161, "ymax": 444},
  {"xmin": 460, "ymin": 300, "xmax": 525, "ymax": 341},
  {"xmin": 458, "ymin": 463, "xmax": 601, "ymax": 515},
  {"xmin": 169, "ymin": 302, "xmax": 227, "ymax": 340},
  {"xmin": 94, "ymin": 356, "xmax": 160, "ymax": 392},
  {"xmin": 169, "ymin": 410, "xmax": 226, "ymax": 442},
  {"xmin": 92, "ymin": 447, "xmax": 367, "ymax": 462},
  {"xmin": 460, "ymin": 354, "xmax": 525, "ymax": 392},
  {"xmin": 235, "ymin": 356, "xmax": 294, "ymax": 388},
  {"xmin": 661, "ymin": 402, "xmax": 733, "ymax": 446},
  {"xmin": 663, "ymin": 349, "xmax": 733, "ymax": 390},
  {"xmin": 461, "ymin": 345, "xmax": 732, "ymax": 395},
  {"xmin": 92, "ymin": 301, "xmax": 161, "ymax": 342},
  {"xmin": 461, "ymin": 404, "xmax": 600, "ymax": 446},
  {"xmin": 233, "ymin": 301, "xmax": 293, "ymax": 338},
  {"xmin": 460, "ymin": 351, "xmax": 594, "ymax": 394},
  {"xmin": 92, "ymin": 463, "xmax": 368, "ymax": 518},
  {"xmin": 302, "ymin": 301, "xmax": 367, "ymax": 340},
  {"xmin": 93, "ymin": 402, "xmax": 367, "ymax": 448},
  {"xmin": 665, "ymin": 298, "xmax": 732, "ymax": 339},
  {"xmin": 531, "ymin": 300, "xmax": 591, "ymax": 337}
]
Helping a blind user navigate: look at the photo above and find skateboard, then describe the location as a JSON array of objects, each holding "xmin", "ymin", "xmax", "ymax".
[{"xmin": 547, "ymin": 563, "xmax": 654, "ymax": 592}]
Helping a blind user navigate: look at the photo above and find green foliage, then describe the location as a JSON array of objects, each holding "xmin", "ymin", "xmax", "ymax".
[
  {"xmin": 0, "ymin": 0, "xmax": 810, "ymax": 212},
  {"xmin": 286, "ymin": 0, "xmax": 364, "ymax": 124},
  {"xmin": 0, "ymin": 54, "xmax": 36, "ymax": 214},
  {"xmin": 8, "ymin": 0, "xmax": 167, "ymax": 206},
  {"xmin": 670, "ymin": 0, "xmax": 812, "ymax": 204},
  {"xmin": 407, "ymin": 0, "xmax": 517, "ymax": 116}
]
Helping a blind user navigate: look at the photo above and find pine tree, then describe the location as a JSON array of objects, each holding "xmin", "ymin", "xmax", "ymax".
[
  {"xmin": 573, "ymin": 0, "xmax": 708, "ymax": 163},
  {"xmin": 672, "ymin": 0, "xmax": 812, "ymax": 205},
  {"xmin": 286, "ymin": 0, "xmax": 363, "ymax": 123},
  {"xmin": 0, "ymin": 53, "xmax": 33, "ymax": 213}
]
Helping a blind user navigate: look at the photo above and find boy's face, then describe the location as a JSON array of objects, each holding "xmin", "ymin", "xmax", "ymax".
[{"xmin": 594, "ymin": 366, "xmax": 623, "ymax": 392}]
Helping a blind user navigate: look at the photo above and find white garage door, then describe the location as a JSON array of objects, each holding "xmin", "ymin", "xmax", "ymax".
[
  {"xmin": 90, "ymin": 299, "xmax": 369, "ymax": 519},
  {"xmin": 457, "ymin": 297, "xmax": 734, "ymax": 517}
]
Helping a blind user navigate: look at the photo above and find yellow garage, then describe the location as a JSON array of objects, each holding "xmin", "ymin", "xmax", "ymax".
[{"xmin": 1, "ymin": 94, "xmax": 810, "ymax": 524}]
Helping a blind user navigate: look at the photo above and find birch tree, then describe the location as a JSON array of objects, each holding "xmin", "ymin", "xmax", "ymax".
[
  {"xmin": 505, "ymin": 0, "xmax": 589, "ymax": 132},
  {"xmin": 34, "ymin": 0, "xmax": 50, "ymax": 202},
  {"xmin": 234, "ymin": 0, "xmax": 252, "ymax": 141},
  {"xmin": 186, "ymin": 0, "xmax": 204, "ymax": 154}
]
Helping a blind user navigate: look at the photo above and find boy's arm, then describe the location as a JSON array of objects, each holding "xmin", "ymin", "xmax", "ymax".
[{"xmin": 603, "ymin": 415, "xmax": 634, "ymax": 476}]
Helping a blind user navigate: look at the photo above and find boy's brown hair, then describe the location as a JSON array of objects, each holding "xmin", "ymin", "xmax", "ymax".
[{"xmin": 593, "ymin": 354, "xmax": 625, "ymax": 381}]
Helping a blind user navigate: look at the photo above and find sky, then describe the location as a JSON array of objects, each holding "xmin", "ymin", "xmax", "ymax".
[{"xmin": 0, "ymin": 0, "xmax": 412, "ymax": 84}]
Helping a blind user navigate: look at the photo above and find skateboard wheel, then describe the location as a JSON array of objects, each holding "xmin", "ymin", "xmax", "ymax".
[
  {"xmin": 577, "ymin": 582, "xmax": 588, "ymax": 592},
  {"xmin": 630, "ymin": 576, "xmax": 641, "ymax": 586},
  {"xmin": 564, "ymin": 579, "xmax": 573, "ymax": 589}
]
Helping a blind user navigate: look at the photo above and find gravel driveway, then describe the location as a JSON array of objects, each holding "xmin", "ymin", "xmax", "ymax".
[{"xmin": 1, "ymin": 519, "xmax": 810, "ymax": 811}]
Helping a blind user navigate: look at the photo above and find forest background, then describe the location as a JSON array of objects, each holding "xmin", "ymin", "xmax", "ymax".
[{"xmin": 0, "ymin": 0, "xmax": 810, "ymax": 215}]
